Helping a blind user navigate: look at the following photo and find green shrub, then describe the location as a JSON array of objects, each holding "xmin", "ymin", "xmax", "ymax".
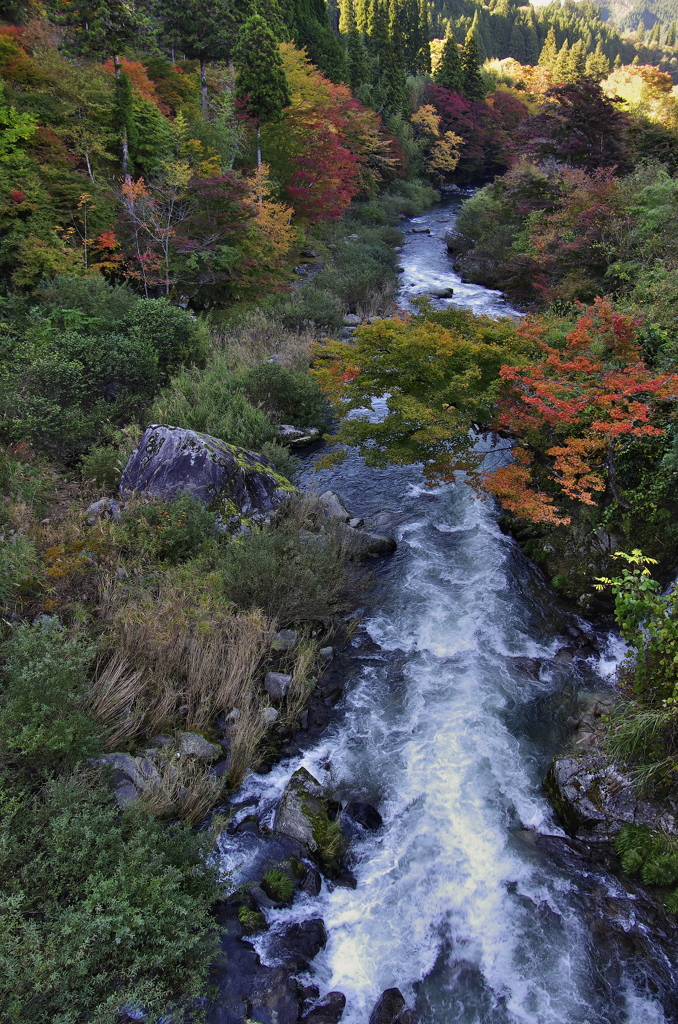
[
  {"xmin": 121, "ymin": 298, "xmax": 209, "ymax": 378},
  {"xmin": 35, "ymin": 273, "xmax": 139, "ymax": 328},
  {"xmin": 238, "ymin": 906, "xmax": 267, "ymax": 934},
  {"xmin": 0, "ymin": 536, "xmax": 41, "ymax": 609},
  {"xmin": 149, "ymin": 362, "xmax": 277, "ymax": 450},
  {"xmin": 310, "ymin": 813, "xmax": 344, "ymax": 868},
  {"xmin": 259, "ymin": 440, "xmax": 300, "ymax": 482},
  {"xmin": 119, "ymin": 493, "xmax": 216, "ymax": 562},
  {"xmin": 0, "ymin": 772, "xmax": 221, "ymax": 1024},
  {"xmin": 218, "ymin": 498, "xmax": 358, "ymax": 625},
  {"xmin": 615, "ymin": 824, "xmax": 678, "ymax": 913},
  {"xmin": 275, "ymin": 286, "xmax": 344, "ymax": 333},
  {"xmin": 238, "ymin": 362, "xmax": 332, "ymax": 431},
  {"xmin": 261, "ymin": 867, "xmax": 295, "ymax": 904},
  {"xmin": 79, "ymin": 427, "xmax": 140, "ymax": 491},
  {"xmin": 314, "ymin": 242, "xmax": 397, "ymax": 312},
  {"xmin": 0, "ymin": 619, "xmax": 98, "ymax": 766}
]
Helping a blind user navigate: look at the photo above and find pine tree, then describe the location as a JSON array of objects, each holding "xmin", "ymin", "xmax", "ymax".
[
  {"xmin": 355, "ymin": 0, "xmax": 369, "ymax": 33},
  {"xmin": 347, "ymin": 25, "xmax": 371, "ymax": 89},
  {"xmin": 434, "ymin": 30, "xmax": 464, "ymax": 92},
  {"xmin": 417, "ymin": 0, "xmax": 431, "ymax": 73},
  {"xmin": 286, "ymin": 0, "xmax": 347, "ymax": 82},
  {"xmin": 382, "ymin": 3, "xmax": 410, "ymax": 116},
  {"xmin": 233, "ymin": 13, "xmax": 290, "ymax": 168},
  {"xmin": 649, "ymin": 20, "xmax": 661, "ymax": 45},
  {"xmin": 461, "ymin": 30, "xmax": 485, "ymax": 101},
  {"xmin": 568, "ymin": 38, "xmax": 586, "ymax": 81},
  {"xmin": 553, "ymin": 38, "xmax": 570, "ymax": 82},
  {"xmin": 524, "ymin": 12, "xmax": 540, "ymax": 65},
  {"xmin": 509, "ymin": 18, "xmax": 526, "ymax": 63},
  {"xmin": 470, "ymin": 12, "xmax": 488, "ymax": 62},
  {"xmin": 585, "ymin": 45, "xmax": 609, "ymax": 81},
  {"xmin": 538, "ymin": 27, "xmax": 558, "ymax": 69},
  {"xmin": 668, "ymin": 21, "xmax": 677, "ymax": 47},
  {"xmin": 339, "ymin": 0, "xmax": 355, "ymax": 33}
]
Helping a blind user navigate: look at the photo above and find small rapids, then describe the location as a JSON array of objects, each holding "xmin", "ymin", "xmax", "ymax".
[{"xmin": 218, "ymin": 197, "xmax": 668, "ymax": 1023}]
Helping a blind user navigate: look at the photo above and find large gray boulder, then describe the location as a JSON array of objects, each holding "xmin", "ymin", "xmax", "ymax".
[
  {"xmin": 369, "ymin": 989, "xmax": 417, "ymax": 1024},
  {"xmin": 119, "ymin": 424, "xmax": 295, "ymax": 520},
  {"xmin": 544, "ymin": 754, "xmax": 678, "ymax": 843}
]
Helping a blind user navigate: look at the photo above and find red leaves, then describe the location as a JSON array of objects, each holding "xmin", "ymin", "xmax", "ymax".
[{"xmin": 484, "ymin": 298, "xmax": 678, "ymax": 520}]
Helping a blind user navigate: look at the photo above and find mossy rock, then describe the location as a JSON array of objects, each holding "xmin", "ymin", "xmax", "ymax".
[{"xmin": 120, "ymin": 424, "xmax": 296, "ymax": 523}]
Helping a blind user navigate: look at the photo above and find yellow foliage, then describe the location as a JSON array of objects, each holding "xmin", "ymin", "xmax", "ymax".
[
  {"xmin": 428, "ymin": 131, "xmax": 464, "ymax": 177},
  {"xmin": 603, "ymin": 65, "xmax": 678, "ymax": 127},
  {"xmin": 244, "ymin": 163, "xmax": 295, "ymax": 259},
  {"xmin": 411, "ymin": 104, "xmax": 442, "ymax": 139}
]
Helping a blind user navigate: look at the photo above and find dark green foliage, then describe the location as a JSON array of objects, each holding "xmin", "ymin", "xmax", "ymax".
[
  {"xmin": 0, "ymin": 620, "xmax": 98, "ymax": 767},
  {"xmin": 313, "ymin": 237, "xmax": 398, "ymax": 311},
  {"xmin": 262, "ymin": 867, "xmax": 296, "ymax": 903},
  {"xmin": 238, "ymin": 905, "xmax": 267, "ymax": 933},
  {"xmin": 461, "ymin": 32, "xmax": 486, "ymax": 101},
  {"xmin": 59, "ymin": 0, "xmax": 148, "ymax": 60},
  {"xmin": 234, "ymin": 14, "xmax": 291, "ymax": 128},
  {"xmin": 35, "ymin": 275, "xmax": 138, "ymax": 328},
  {"xmin": 259, "ymin": 439, "xmax": 301, "ymax": 481},
  {"xmin": 285, "ymin": 0, "xmax": 347, "ymax": 82},
  {"xmin": 121, "ymin": 299, "xmax": 208, "ymax": 378},
  {"xmin": 218, "ymin": 497, "xmax": 360, "ymax": 625},
  {"xmin": 275, "ymin": 286, "xmax": 345, "ymax": 334},
  {"xmin": 0, "ymin": 772, "xmax": 221, "ymax": 1024},
  {"xmin": 149, "ymin": 364, "xmax": 278, "ymax": 450},
  {"xmin": 160, "ymin": 0, "xmax": 238, "ymax": 63},
  {"xmin": 615, "ymin": 824, "xmax": 678, "ymax": 910},
  {"xmin": 435, "ymin": 32, "xmax": 464, "ymax": 93},
  {"xmin": 119, "ymin": 493, "xmax": 217, "ymax": 562},
  {"xmin": 239, "ymin": 362, "xmax": 332, "ymax": 431}
]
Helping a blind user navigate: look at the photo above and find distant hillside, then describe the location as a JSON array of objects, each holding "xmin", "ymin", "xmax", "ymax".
[{"xmin": 596, "ymin": 0, "xmax": 678, "ymax": 30}]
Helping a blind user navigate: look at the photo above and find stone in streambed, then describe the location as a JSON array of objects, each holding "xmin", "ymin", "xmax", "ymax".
[
  {"xmin": 265, "ymin": 672, "xmax": 293, "ymax": 700},
  {"xmin": 178, "ymin": 732, "xmax": 221, "ymax": 759},
  {"xmin": 343, "ymin": 801, "xmax": 383, "ymax": 830},
  {"xmin": 337, "ymin": 522, "xmax": 397, "ymax": 558},
  {"xmin": 369, "ymin": 988, "xmax": 417, "ymax": 1024},
  {"xmin": 302, "ymin": 992, "xmax": 346, "ymax": 1024},
  {"xmin": 274, "ymin": 767, "xmax": 326, "ymax": 852},
  {"xmin": 276, "ymin": 918, "xmax": 327, "ymax": 970},
  {"xmin": 319, "ymin": 489, "xmax": 351, "ymax": 522}
]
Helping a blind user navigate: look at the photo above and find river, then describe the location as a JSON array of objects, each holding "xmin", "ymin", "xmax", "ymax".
[{"xmin": 218, "ymin": 196, "xmax": 668, "ymax": 1024}]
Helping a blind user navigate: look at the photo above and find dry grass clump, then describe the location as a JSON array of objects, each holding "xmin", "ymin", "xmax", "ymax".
[
  {"xmin": 94, "ymin": 567, "xmax": 276, "ymax": 748},
  {"xmin": 210, "ymin": 309, "xmax": 316, "ymax": 372},
  {"xmin": 138, "ymin": 753, "xmax": 226, "ymax": 826}
]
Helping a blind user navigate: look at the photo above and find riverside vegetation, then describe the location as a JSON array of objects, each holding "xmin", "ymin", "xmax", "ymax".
[{"xmin": 4, "ymin": 0, "xmax": 678, "ymax": 1020}]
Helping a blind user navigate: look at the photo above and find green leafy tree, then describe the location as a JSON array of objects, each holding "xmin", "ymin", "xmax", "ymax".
[
  {"xmin": 434, "ymin": 30, "xmax": 464, "ymax": 93},
  {"xmin": 234, "ymin": 14, "xmax": 291, "ymax": 168},
  {"xmin": 461, "ymin": 30, "xmax": 485, "ymax": 101}
]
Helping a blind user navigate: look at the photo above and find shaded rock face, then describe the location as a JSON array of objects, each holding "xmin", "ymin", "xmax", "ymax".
[
  {"xmin": 302, "ymin": 991, "xmax": 346, "ymax": 1024},
  {"xmin": 119, "ymin": 424, "xmax": 293, "ymax": 520},
  {"xmin": 274, "ymin": 767, "xmax": 327, "ymax": 853},
  {"xmin": 544, "ymin": 754, "xmax": 678, "ymax": 844},
  {"xmin": 369, "ymin": 988, "xmax": 417, "ymax": 1024}
]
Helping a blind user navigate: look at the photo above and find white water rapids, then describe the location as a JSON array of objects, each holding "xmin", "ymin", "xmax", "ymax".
[{"xmin": 218, "ymin": 197, "xmax": 667, "ymax": 1023}]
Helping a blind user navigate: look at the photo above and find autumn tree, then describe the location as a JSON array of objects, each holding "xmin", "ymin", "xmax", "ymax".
[{"xmin": 233, "ymin": 14, "xmax": 290, "ymax": 168}]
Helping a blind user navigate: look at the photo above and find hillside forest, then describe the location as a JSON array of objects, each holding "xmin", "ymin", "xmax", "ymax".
[{"xmin": 4, "ymin": 0, "xmax": 678, "ymax": 1021}]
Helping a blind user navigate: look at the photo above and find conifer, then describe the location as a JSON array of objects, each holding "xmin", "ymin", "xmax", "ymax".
[
  {"xmin": 461, "ymin": 30, "xmax": 485, "ymax": 101},
  {"xmin": 668, "ymin": 22, "xmax": 677, "ymax": 47},
  {"xmin": 538, "ymin": 27, "xmax": 558, "ymax": 69},
  {"xmin": 417, "ymin": 0, "xmax": 432, "ymax": 73},
  {"xmin": 234, "ymin": 13, "xmax": 290, "ymax": 168},
  {"xmin": 347, "ymin": 25, "xmax": 371, "ymax": 89},
  {"xmin": 434, "ymin": 30, "xmax": 464, "ymax": 93}
]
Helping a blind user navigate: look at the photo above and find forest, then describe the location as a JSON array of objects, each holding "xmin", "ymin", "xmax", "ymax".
[{"xmin": 3, "ymin": 0, "xmax": 678, "ymax": 1021}]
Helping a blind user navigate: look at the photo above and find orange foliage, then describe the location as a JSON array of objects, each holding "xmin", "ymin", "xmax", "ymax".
[{"xmin": 103, "ymin": 58, "xmax": 170, "ymax": 114}]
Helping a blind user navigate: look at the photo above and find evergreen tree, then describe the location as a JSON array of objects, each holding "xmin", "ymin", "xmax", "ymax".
[
  {"xmin": 524, "ymin": 12, "xmax": 540, "ymax": 65},
  {"xmin": 233, "ymin": 13, "xmax": 290, "ymax": 168},
  {"xmin": 339, "ymin": 0, "xmax": 355, "ymax": 33},
  {"xmin": 161, "ymin": 0, "xmax": 238, "ymax": 117},
  {"xmin": 347, "ymin": 25, "xmax": 371, "ymax": 89},
  {"xmin": 585, "ymin": 42, "xmax": 609, "ymax": 81},
  {"xmin": 509, "ymin": 18, "xmax": 526, "ymax": 63},
  {"xmin": 434, "ymin": 30, "xmax": 464, "ymax": 92},
  {"xmin": 285, "ymin": 0, "xmax": 346, "ymax": 82},
  {"xmin": 470, "ymin": 11, "xmax": 488, "ymax": 62},
  {"xmin": 538, "ymin": 27, "xmax": 558, "ymax": 69},
  {"xmin": 568, "ymin": 37, "xmax": 586, "ymax": 80},
  {"xmin": 553, "ymin": 38, "xmax": 570, "ymax": 81},
  {"xmin": 382, "ymin": 3, "xmax": 410, "ymax": 116},
  {"xmin": 417, "ymin": 0, "xmax": 431, "ymax": 73},
  {"xmin": 461, "ymin": 30, "xmax": 485, "ymax": 101},
  {"xmin": 668, "ymin": 22, "xmax": 677, "ymax": 47}
]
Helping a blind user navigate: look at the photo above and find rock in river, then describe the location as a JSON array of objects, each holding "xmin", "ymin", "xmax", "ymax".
[
  {"xmin": 119, "ymin": 424, "xmax": 294, "ymax": 521},
  {"xmin": 274, "ymin": 767, "xmax": 327, "ymax": 852},
  {"xmin": 369, "ymin": 988, "xmax": 417, "ymax": 1024}
]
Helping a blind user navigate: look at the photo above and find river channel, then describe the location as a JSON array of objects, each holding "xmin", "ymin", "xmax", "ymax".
[{"xmin": 219, "ymin": 196, "xmax": 668, "ymax": 1024}]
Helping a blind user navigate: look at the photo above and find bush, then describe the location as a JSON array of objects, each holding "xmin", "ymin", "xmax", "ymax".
[
  {"xmin": 313, "ymin": 241, "xmax": 397, "ymax": 312},
  {"xmin": 121, "ymin": 298, "xmax": 208, "ymax": 378},
  {"xmin": 0, "ymin": 772, "xmax": 221, "ymax": 1024},
  {"xmin": 238, "ymin": 362, "xmax": 332, "ymax": 431},
  {"xmin": 118, "ymin": 493, "xmax": 217, "ymax": 563},
  {"xmin": 0, "ymin": 619, "xmax": 98, "ymax": 767},
  {"xmin": 0, "ymin": 536, "xmax": 41, "ymax": 610},
  {"xmin": 149, "ymin": 360, "xmax": 277, "ymax": 450},
  {"xmin": 259, "ymin": 440, "xmax": 300, "ymax": 482},
  {"xmin": 275, "ymin": 286, "xmax": 344, "ymax": 333},
  {"xmin": 35, "ymin": 273, "xmax": 139, "ymax": 328},
  {"xmin": 218, "ymin": 496, "xmax": 359, "ymax": 625}
]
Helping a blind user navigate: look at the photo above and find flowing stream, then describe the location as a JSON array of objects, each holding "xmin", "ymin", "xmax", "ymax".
[{"xmin": 219, "ymin": 197, "xmax": 667, "ymax": 1023}]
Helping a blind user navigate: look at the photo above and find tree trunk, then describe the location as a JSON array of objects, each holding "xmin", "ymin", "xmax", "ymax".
[
  {"xmin": 257, "ymin": 123, "xmax": 262, "ymax": 171},
  {"xmin": 113, "ymin": 55, "xmax": 130, "ymax": 182},
  {"xmin": 607, "ymin": 444, "xmax": 631, "ymax": 510},
  {"xmin": 201, "ymin": 59, "xmax": 208, "ymax": 118}
]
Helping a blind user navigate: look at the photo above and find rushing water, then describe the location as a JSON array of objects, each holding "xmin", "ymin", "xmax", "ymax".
[{"xmin": 219, "ymin": 197, "xmax": 667, "ymax": 1023}]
